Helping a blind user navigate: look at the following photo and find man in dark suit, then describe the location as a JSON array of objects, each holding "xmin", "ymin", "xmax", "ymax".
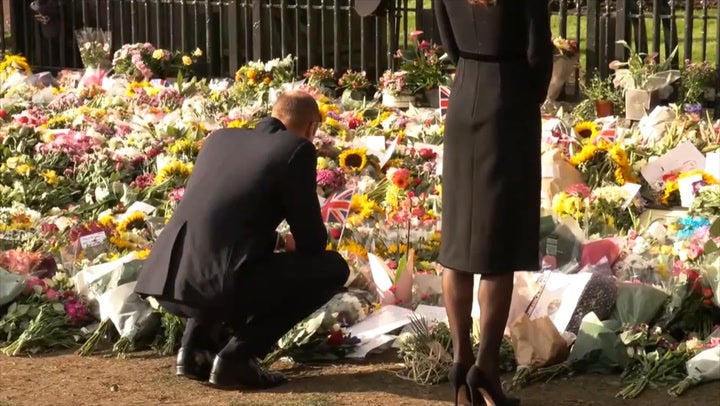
[{"xmin": 135, "ymin": 91, "xmax": 350, "ymax": 389}]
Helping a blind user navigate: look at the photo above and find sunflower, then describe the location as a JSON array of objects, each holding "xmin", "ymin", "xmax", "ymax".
[
  {"xmin": 338, "ymin": 239, "xmax": 368, "ymax": 260},
  {"xmin": 109, "ymin": 234, "xmax": 135, "ymax": 250},
  {"xmin": 338, "ymin": 148, "xmax": 368, "ymax": 171},
  {"xmin": 116, "ymin": 212, "xmax": 147, "ymax": 232},
  {"xmin": 573, "ymin": 121, "xmax": 599, "ymax": 140},
  {"xmin": 168, "ymin": 139, "xmax": 200, "ymax": 156},
  {"xmin": 154, "ymin": 161, "xmax": 193, "ymax": 185}
]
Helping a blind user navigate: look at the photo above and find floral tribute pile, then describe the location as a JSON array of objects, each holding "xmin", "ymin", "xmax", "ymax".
[{"xmin": 0, "ymin": 40, "xmax": 719, "ymax": 399}]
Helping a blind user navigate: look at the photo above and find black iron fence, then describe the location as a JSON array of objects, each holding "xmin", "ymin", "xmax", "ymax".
[{"xmin": 3, "ymin": 1, "xmax": 720, "ymax": 93}]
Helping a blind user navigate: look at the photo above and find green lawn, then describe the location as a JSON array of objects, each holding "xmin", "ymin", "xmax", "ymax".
[{"xmin": 397, "ymin": 2, "xmax": 718, "ymax": 72}]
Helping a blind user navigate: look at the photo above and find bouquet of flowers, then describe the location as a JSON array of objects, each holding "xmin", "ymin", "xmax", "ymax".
[
  {"xmin": 668, "ymin": 331, "xmax": 720, "ymax": 397},
  {"xmin": 378, "ymin": 70, "xmax": 411, "ymax": 96},
  {"xmin": 304, "ymin": 66, "xmax": 336, "ymax": 90},
  {"xmin": 233, "ymin": 55, "xmax": 297, "ymax": 101},
  {"xmin": 569, "ymin": 141, "xmax": 636, "ymax": 189},
  {"xmin": 552, "ymin": 36, "xmax": 579, "ymax": 59},
  {"xmin": 396, "ymin": 315, "xmax": 452, "ymax": 385},
  {"xmin": 262, "ymin": 289, "xmax": 372, "ymax": 365},
  {"xmin": 0, "ymin": 272, "xmax": 90, "ymax": 355},
  {"xmin": 616, "ymin": 325, "xmax": 702, "ymax": 399},
  {"xmin": 75, "ymin": 27, "xmax": 112, "ymax": 70}
]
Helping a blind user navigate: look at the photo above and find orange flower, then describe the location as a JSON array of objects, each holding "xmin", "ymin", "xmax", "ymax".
[{"xmin": 388, "ymin": 168, "xmax": 412, "ymax": 189}]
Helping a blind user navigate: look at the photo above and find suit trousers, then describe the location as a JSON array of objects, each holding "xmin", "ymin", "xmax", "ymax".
[{"xmin": 163, "ymin": 250, "xmax": 350, "ymax": 359}]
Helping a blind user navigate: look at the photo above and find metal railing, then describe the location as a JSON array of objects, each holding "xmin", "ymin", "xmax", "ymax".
[{"xmin": 4, "ymin": 1, "xmax": 719, "ymax": 109}]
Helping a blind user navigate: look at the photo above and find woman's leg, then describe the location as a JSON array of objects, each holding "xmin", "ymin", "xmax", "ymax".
[
  {"xmin": 475, "ymin": 272, "xmax": 514, "ymax": 383},
  {"xmin": 442, "ymin": 268, "xmax": 475, "ymax": 365}
]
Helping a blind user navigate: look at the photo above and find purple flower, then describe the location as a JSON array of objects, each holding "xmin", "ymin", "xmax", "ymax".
[{"xmin": 685, "ymin": 103, "xmax": 703, "ymax": 115}]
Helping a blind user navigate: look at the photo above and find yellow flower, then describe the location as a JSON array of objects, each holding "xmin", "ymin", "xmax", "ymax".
[
  {"xmin": 0, "ymin": 54, "xmax": 31, "ymax": 74},
  {"xmin": 135, "ymin": 249, "xmax": 151, "ymax": 259},
  {"xmin": 338, "ymin": 148, "xmax": 368, "ymax": 171},
  {"xmin": 325, "ymin": 117, "xmax": 340, "ymax": 128},
  {"xmin": 318, "ymin": 102, "xmax": 339, "ymax": 121},
  {"xmin": 42, "ymin": 170, "xmax": 58, "ymax": 185},
  {"xmin": 98, "ymin": 214, "xmax": 116, "ymax": 228},
  {"xmin": 193, "ymin": 48, "xmax": 203, "ymax": 57},
  {"xmin": 152, "ymin": 49, "xmax": 165, "ymax": 59},
  {"xmin": 155, "ymin": 161, "xmax": 193, "ymax": 184},
  {"xmin": 569, "ymin": 144, "xmax": 599, "ymax": 166},
  {"xmin": 116, "ymin": 212, "xmax": 147, "ymax": 232},
  {"xmin": 387, "ymin": 243, "xmax": 408, "ymax": 255},
  {"xmin": 15, "ymin": 164, "xmax": 32, "ymax": 176},
  {"xmin": 338, "ymin": 240, "xmax": 368, "ymax": 260},
  {"xmin": 384, "ymin": 184, "xmax": 401, "ymax": 209},
  {"xmin": 109, "ymin": 235, "xmax": 135, "ymax": 250},
  {"xmin": 168, "ymin": 139, "xmax": 199, "ymax": 156},
  {"xmin": 227, "ymin": 119, "xmax": 249, "ymax": 128},
  {"xmin": 182, "ymin": 55, "xmax": 192, "ymax": 66},
  {"xmin": 317, "ymin": 157, "xmax": 329, "ymax": 170},
  {"xmin": 573, "ymin": 121, "xmax": 599, "ymax": 140}
]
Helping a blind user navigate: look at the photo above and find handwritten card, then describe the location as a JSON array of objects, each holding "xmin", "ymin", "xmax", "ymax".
[
  {"xmin": 79, "ymin": 232, "xmax": 107, "ymax": 249},
  {"xmin": 641, "ymin": 142, "xmax": 706, "ymax": 191}
]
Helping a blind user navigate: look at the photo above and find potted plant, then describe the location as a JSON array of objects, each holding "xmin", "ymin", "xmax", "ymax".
[
  {"xmin": 679, "ymin": 60, "xmax": 716, "ymax": 106},
  {"xmin": 337, "ymin": 70, "xmax": 372, "ymax": 108},
  {"xmin": 303, "ymin": 66, "xmax": 336, "ymax": 97},
  {"xmin": 547, "ymin": 36, "xmax": 579, "ymax": 101},
  {"xmin": 393, "ymin": 30, "xmax": 452, "ymax": 108},
  {"xmin": 581, "ymin": 70, "xmax": 623, "ymax": 118},
  {"xmin": 378, "ymin": 70, "xmax": 415, "ymax": 108},
  {"xmin": 610, "ymin": 40, "xmax": 681, "ymax": 121}
]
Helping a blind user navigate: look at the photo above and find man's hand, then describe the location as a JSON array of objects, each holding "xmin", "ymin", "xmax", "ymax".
[{"xmin": 284, "ymin": 234, "xmax": 296, "ymax": 252}]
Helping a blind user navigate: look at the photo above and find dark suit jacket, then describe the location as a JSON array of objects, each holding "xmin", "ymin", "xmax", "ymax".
[
  {"xmin": 434, "ymin": 0, "xmax": 553, "ymax": 103},
  {"xmin": 135, "ymin": 117, "xmax": 328, "ymax": 311}
]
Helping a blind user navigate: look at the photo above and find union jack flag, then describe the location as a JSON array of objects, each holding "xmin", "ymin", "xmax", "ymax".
[
  {"xmin": 438, "ymin": 86, "xmax": 451, "ymax": 118},
  {"xmin": 321, "ymin": 187, "xmax": 356, "ymax": 224}
]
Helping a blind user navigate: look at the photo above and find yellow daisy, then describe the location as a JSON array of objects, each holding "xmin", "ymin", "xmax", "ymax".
[{"xmin": 155, "ymin": 161, "xmax": 193, "ymax": 184}]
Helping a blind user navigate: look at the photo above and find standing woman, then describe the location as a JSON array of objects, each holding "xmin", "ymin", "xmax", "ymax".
[{"xmin": 434, "ymin": 1, "xmax": 553, "ymax": 405}]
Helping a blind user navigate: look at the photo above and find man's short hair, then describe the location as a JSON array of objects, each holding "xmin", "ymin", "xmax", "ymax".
[{"xmin": 271, "ymin": 91, "xmax": 322, "ymax": 129}]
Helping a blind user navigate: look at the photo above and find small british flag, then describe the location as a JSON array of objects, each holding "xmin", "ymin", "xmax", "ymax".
[
  {"xmin": 320, "ymin": 187, "xmax": 356, "ymax": 224},
  {"xmin": 438, "ymin": 86, "xmax": 451, "ymax": 118}
]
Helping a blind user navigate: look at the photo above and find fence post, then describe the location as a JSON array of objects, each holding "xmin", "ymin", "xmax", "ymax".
[
  {"xmin": 586, "ymin": 0, "xmax": 600, "ymax": 77},
  {"xmin": 227, "ymin": 0, "xmax": 240, "ymax": 75},
  {"xmin": 682, "ymin": 0, "xmax": 694, "ymax": 62},
  {"xmin": 252, "ymin": 0, "xmax": 262, "ymax": 61},
  {"xmin": 614, "ymin": 0, "xmax": 628, "ymax": 62}
]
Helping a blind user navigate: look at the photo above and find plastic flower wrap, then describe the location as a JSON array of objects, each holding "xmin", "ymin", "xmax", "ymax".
[
  {"xmin": 75, "ymin": 27, "xmax": 112, "ymax": 70},
  {"xmin": 668, "ymin": 329, "xmax": 720, "ymax": 397}
]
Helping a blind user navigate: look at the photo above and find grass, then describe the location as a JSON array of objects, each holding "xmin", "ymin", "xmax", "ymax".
[{"xmin": 397, "ymin": 2, "xmax": 718, "ymax": 71}]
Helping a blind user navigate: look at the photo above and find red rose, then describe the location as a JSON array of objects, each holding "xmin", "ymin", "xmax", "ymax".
[
  {"xmin": 330, "ymin": 228, "xmax": 342, "ymax": 239},
  {"xmin": 327, "ymin": 330, "xmax": 345, "ymax": 346}
]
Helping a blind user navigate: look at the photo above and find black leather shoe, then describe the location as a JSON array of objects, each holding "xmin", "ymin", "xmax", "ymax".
[
  {"xmin": 208, "ymin": 355, "xmax": 287, "ymax": 389},
  {"xmin": 175, "ymin": 347, "xmax": 214, "ymax": 380}
]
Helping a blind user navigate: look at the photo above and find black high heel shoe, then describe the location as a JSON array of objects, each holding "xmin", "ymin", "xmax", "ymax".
[
  {"xmin": 466, "ymin": 364, "xmax": 520, "ymax": 406},
  {"xmin": 449, "ymin": 363, "xmax": 471, "ymax": 405}
]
